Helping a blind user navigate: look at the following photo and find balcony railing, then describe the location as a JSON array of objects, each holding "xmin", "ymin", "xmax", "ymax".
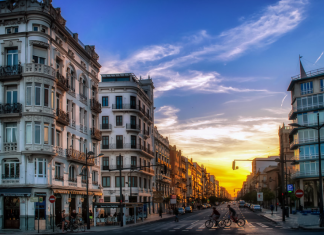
[
  {"xmin": 112, "ymin": 104, "xmax": 138, "ymax": 110},
  {"xmin": 100, "ymin": 124, "xmax": 112, "ymax": 130},
  {"xmin": 0, "ymin": 103, "xmax": 22, "ymax": 115},
  {"xmin": 56, "ymin": 108, "xmax": 70, "ymax": 125},
  {"xmin": 55, "ymin": 146, "xmax": 65, "ymax": 157},
  {"xmin": 144, "ymin": 129, "xmax": 150, "ymax": 136},
  {"xmin": 0, "ymin": 64, "xmax": 22, "ymax": 81},
  {"xmin": 292, "ymin": 170, "xmax": 324, "ymax": 178},
  {"xmin": 139, "ymin": 166, "xmax": 155, "ymax": 174},
  {"xmin": 68, "ymin": 177, "xmax": 77, "ymax": 182},
  {"xmin": 289, "ymin": 102, "xmax": 324, "ymax": 119},
  {"xmin": 2, "ymin": 174, "xmax": 19, "ymax": 179},
  {"xmin": 102, "ymin": 166, "xmax": 109, "ymax": 170},
  {"xmin": 291, "ymin": 67, "xmax": 324, "ymax": 80},
  {"xmin": 126, "ymin": 123, "xmax": 141, "ymax": 131},
  {"xmin": 79, "ymin": 94, "xmax": 87, "ymax": 104},
  {"xmin": 82, "ymin": 179, "xmax": 87, "ymax": 184},
  {"xmin": 91, "ymin": 127, "xmax": 102, "ymax": 141},
  {"xmin": 3, "ymin": 142, "xmax": 17, "ymax": 152},
  {"xmin": 91, "ymin": 98, "xmax": 102, "ymax": 113},
  {"xmin": 293, "ymin": 153, "xmax": 324, "ymax": 161},
  {"xmin": 101, "ymin": 143, "xmax": 154, "ymax": 154},
  {"xmin": 92, "ymin": 181, "xmax": 98, "ymax": 185},
  {"xmin": 24, "ymin": 63, "xmax": 55, "ymax": 77},
  {"xmin": 290, "ymin": 136, "xmax": 324, "ymax": 149},
  {"xmin": 56, "ymin": 72, "xmax": 69, "ymax": 91},
  {"xmin": 66, "ymin": 148, "xmax": 94, "ymax": 165},
  {"xmin": 55, "ymin": 175, "xmax": 64, "ymax": 181}
]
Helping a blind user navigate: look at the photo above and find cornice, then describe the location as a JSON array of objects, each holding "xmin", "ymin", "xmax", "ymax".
[{"xmin": 22, "ymin": 112, "xmax": 55, "ymax": 118}]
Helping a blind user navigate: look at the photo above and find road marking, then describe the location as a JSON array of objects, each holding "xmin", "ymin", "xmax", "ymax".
[{"xmin": 266, "ymin": 228, "xmax": 273, "ymax": 229}]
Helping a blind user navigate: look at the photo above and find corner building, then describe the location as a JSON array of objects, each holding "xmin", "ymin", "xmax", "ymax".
[
  {"xmin": 99, "ymin": 73, "xmax": 155, "ymax": 217},
  {"xmin": 0, "ymin": 0, "xmax": 102, "ymax": 230}
]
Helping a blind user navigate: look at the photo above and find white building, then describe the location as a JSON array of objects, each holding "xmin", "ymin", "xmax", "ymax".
[
  {"xmin": 0, "ymin": 0, "xmax": 102, "ymax": 230},
  {"xmin": 98, "ymin": 73, "xmax": 155, "ymax": 218}
]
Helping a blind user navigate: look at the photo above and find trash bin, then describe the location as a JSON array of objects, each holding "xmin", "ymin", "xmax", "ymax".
[{"xmin": 285, "ymin": 207, "xmax": 289, "ymax": 218}]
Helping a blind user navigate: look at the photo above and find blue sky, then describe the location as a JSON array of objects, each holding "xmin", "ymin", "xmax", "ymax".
[{"xmin": 54, "ymin": 0, "xmax": 324, "ymax": 194}]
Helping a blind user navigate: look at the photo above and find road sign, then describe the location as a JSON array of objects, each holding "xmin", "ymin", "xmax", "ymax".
[
  {"xmin": 39, "ymin": 197, "xmax": 43, "ymax": 203},
  {"xmin": 257, "ymin": 192, "xmax": 263, "ymax": 201},
  {"xmin": 30, "ymin": 197, "xmax": 38, "ymax": 202},
  {"xmin": 287, "ymin": 184, "xmax": 294, "ymax": 193},
  {"xmin": 170, "ymin": 195, "xmax": 177, "ymax": 204},
  {"xmin": 295, "ymin": 189, "xmax": 304, "ymax": 198},
  {"xmin": 49, "ymin": 195, "xmax": 56, "ymax": 203}
]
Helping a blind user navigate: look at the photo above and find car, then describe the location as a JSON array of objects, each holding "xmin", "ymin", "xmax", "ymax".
[
  {"xmin": 202, "ymin": 204, "xmax": 207, "ymax": 209},
  {"xmin": 185, "ymin": 206, "xmax": 192, "ymax": 213},
  {"xmin": 252, "ymin": 205, "xmax": 262, "ymax": 212},
  {"xmin": 178, "ymin": 207, "xmax": 185, "ymax": 214},
  {"xmin": 207, "ymin": 204, "xmax": 211, "ymax": 208},
  {"xmin": 238, "ymin": 200, "xmax": 245, "ymax": 208}
]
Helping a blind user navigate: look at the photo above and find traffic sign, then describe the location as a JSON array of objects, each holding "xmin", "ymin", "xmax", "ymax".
[
  {"xmin": 39, "ymin": 197, "xmax": 43, "ymax": 203},
  {"xmin": 295, "ymin": 189, "xmax": 304, "ymax": 198},
  {"xmin": 49, "ymin": 195, "xmax": 56, "ymax": 203},
  {"xmin": 257, "ymin": 192, "xmax": 263, "ymax": 201},
  {"xmin": 287, "ymin": 184, "xmax": 294, "ymax": 193}
]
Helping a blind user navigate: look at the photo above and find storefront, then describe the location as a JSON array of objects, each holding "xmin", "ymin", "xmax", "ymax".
[{"xmin": 0, "ymin": 188, "xmax": 32, "ymax": 229}]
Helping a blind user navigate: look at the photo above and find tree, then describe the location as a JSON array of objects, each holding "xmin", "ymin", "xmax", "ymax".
[
  {"xmin": 209, "ymin": 196, "xmax": 217, "ymax": 205},
  {"xmin": 262, "ymin": 188, "xmax": 275, "ymax": 202}
]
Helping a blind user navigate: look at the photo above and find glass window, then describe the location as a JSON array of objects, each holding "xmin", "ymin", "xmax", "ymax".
[
  {"xmin": 44, "ymin": 123, "xmax": 49, "ymax": 144},
  {"xmin": 102, "ymin": 136, "xmax": 109, "ymax": 149},
  {"xmin": 35, "ymin": 158, "xmax": 46, "ymax": 177},
  {"xmin": 116, "ymin": 116, "xmax": 122, "ymax": 126},
  {"xmin": 35, "ymin": 83, "xmax": 41, "ymax": 106},
  {"xmin": 7, "ymin": 49, "xmax": 18, "ymax": 66},
  {"xmin": 103, "ymin": 157, "xmax": 109, "ymax": 166},
  {"xmin": 33, "ymin": 26, "xmax": 39, "ymax": 32},
  {"xmin": 4, "ymin": 160, "xmax": 19, "ymax": 178},
  {"xmin": 131, "ymin": 156, "xmax": 137, "ymax": 167},
  {"xmin": 26, "ymin": 122, "xmax": 32, "ymax": 144},
  {"xmin": 128, "ymin": 176, "xmax": 137, "ymax": 187},
  {"xmin": 6, "ymin": 89, "xmax": 17, "ymax": 104},
  {"xmin": 5, "ymin": 123, "xmax": 17, "ymax": 143},
  {"xmin": 102, "ymin": 116, "xmax": 109, "ymax": 129},
  {"xmin": 301, "ymin": 81, "xmax": 313, "ymax": 95},
  {"xmin": 116, "ymin": 96, "xmax": 122, "ymax": 109},
  {"xmin": 102, "ymin": 96, "xmax": 108, "ymax": 106},
  {"xmin": 33, "ymin": 56, "xmax": 45, "ymax": 64},
  {"xmin": 115, "ymin": 176, "xmax": 125, "ymax": 187},
  {"xmin": 26, "ymin": 83, "xmax": 32, "ymax": 105},
  {"xmin": 35, "ymin": 122, "xmax": 41, "ymax": 144},
  {"xmin": 55, "ymin": 163, "xmax": 61, "ymax": 178},
  {"xmin": 44, "ymin": 85, "xmax": 49, "ymax": 107},
  {"xmin": 102, "ymin": 176, "xmax": 110, "ymax": 187},
  {"xmin": 69, "ymin": 166, "xmax": 75, "ymax": 179},
  {"xmin": 131, "ymin": 135, "xmax": 136, "ymax": 148},
  {"xmin": 116, "ymin": 155, "xmax": 123, "ymax": 168},
  {"xmin": 116, "ymin": 135, "xmax": 123, "ymax": 149}
]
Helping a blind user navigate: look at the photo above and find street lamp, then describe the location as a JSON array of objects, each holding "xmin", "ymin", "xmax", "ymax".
[
  {"xmin": 79, "ymin": 149, "xmax": 104, "ymax": 230},
  {"xmin": 289, "ymin": 113, "xmax": 324, "ymax": 226}
]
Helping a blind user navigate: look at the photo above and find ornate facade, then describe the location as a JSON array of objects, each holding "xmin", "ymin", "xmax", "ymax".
[{"xmin": 0, "ymin": 0, "xmax": 101, "ymax": 230}]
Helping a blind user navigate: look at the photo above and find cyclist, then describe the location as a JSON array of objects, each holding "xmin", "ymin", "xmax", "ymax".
[
  {"xmin": 227, "ymin": 205, "xmax": 237, "ymax": 222},
  {"xmin": 210, "ymin": 207, "xmax": 220, "ymax": 224},
  {"xmin": 71, "ymin": 209, "xmax": 77, "ymax": 225}
]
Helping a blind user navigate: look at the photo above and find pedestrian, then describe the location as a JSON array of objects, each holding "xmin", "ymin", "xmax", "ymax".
[
  {"xmin": 174, "ymin": 208, "xmax": 179, "ymax": 222},
  {"xmin": 270, "ymin": 204, "xmax": 274, "ymax": 215},
  {"xmin": 159, "ymin": 207, "xmax": 163, "ymax": 218}
]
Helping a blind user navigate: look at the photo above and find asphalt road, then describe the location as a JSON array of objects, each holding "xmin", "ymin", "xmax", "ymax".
[{"xmin": 74, "ymin": 203, "xmax": 323, "ymax": 234}]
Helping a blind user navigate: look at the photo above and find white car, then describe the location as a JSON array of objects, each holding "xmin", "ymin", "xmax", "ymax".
[{"xmin": 252, "ymin": 204, "xmax": 262, "ymax": 212}]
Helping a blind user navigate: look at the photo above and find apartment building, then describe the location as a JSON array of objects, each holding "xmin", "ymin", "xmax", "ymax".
[
  {"xmin": 170, "ymin": 145, "xmax": 181, "ymax": 197},
  {"xmin": 288, "ymin": 61, "xmax": 324, "ymax": 209},
  {"xmin": 98, "ymin": 73, "xmax": 155, "ymax": 216},
  {"xmin": 0, "ymin": 0, "xmax": 102, "ymax": 230},
  {"xmin": 153, "ymin": 126, "xmax": 171, "ymax": 212}
]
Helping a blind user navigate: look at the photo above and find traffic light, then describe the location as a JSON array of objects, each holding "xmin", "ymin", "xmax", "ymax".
[{"xmin": 232, "ymin": 161, "xmax": 235, "ymax": 170}]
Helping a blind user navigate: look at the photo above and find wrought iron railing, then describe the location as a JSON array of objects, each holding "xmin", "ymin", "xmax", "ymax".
[
  {"xmin": 91, "ymin": 127, "xmax": 102, "ymax": 140},
  {"xmin": 126, "ymin": 123, "xmax": 140, "ymax": 130},
  {"xmin": 0, "ymin": 64, "xmax": 22, "ymax": 76},
  {"xmin": 100, "ymin": 124, "xmax": 112, "ymax": 130},
  {"xmin": 66, "ymin": 148, "xmax": 94, "ymax": 165},
  {"xmin": 2, "ymin": 174, "xmax": 19, "ymax": 179},
  {"xmin": 112, "ymin": 104, "xmax": 138, "ymax": 110},
  {"xmin": 56, "ymin": 72, "xmax": 69, "ymax": 91},
  {"xmin": 0, "ymin": 103, "xmax": 22, "ymax": 114},
  {"xmin": 56, "ymin": 108, "xmax": 70, "ymax": 124},
  {"xmin": 102, "ymin": 166, "xmax": 109, "ymax": 170},
  {"xmin": 68, "ymin": 177, "xmax": 77, "ymax": 182},
  {"xmin": 100, "ymin": 143, "xmax": 154, "ymax": 156},
  {"xmin": 55, "ymin": 175, "xmax": 64, "ymax": 181},
  {"xmin": 91, "ymin": 98, "xmax": 102, "ymax": 113},
  {"xmin": 92, "ymin": 181, "xmax": 98, "ymax": 185}
]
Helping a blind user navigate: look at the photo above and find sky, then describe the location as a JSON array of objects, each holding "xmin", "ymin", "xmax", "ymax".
[{"xmin": 54, "ymin": 0, "xmax": 324, "ymax": 196}]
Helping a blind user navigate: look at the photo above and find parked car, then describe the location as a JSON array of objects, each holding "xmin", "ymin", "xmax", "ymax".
[
  {"xmin": 185, "ymin": 206, "xmax": 192, "ymax": 213},
  {"xmin": 238, "ymin": 200, "xmax": 245, "ymax": 208},
  {"xmin": 252, "ymin": 205, "xmax": 262, "ymax": 212},
  {"xmin": 178, "ymin": 207, "xmax": 185, "ymax": 214},
  {"xmin": 207, "ymin": 204, "xmax": 211, "ymax": 208},
  {"xmin": 202, "ymin": 204, "xmax": 207, "ymax": 209}
]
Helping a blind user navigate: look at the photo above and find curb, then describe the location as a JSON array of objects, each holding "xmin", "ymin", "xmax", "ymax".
[{"xmin": 259, "ymin": 214, "xmax": 279, "ymax": 224}]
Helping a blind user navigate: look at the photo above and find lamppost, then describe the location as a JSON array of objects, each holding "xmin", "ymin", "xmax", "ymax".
[
  {"xmin": 80, "ymin": 149, "xmax": 104, "ymax": 230},
  {"xmin": 289, "ymin": 113, "xmax": 324, "ymax": 226}
]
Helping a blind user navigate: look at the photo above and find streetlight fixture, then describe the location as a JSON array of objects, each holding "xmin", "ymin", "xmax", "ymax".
[
  {"xmin": 289, "ymin": 113, "xmax": 324, "ymax": 226},
  {"xmin": 79, "ymin": 149, "xmax": 104, "ymax": 230}
]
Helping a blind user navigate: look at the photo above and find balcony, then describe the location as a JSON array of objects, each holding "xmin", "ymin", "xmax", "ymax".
[
  {"xmin": 68, "ymin": 177, "xmax": 77, "ymax": 182},
  {"xmin": 56, "ymin": 108, "xmax": 70, "ymax": 126},
  {"xmin": 182, "ymin": 168, "xmax": 187, "ymax": 173},
  {"xmin": 2, "ymin": 174, "xmax": 19, "ymax": 179},
  {"xmin": 293, "ymin": 153, "xmax": 324, "ymax": 161},
  {"xmin": 100, "ymin": 143, "xmax": 154, "ymax": 158},
  {"xmin": 288, "ymin": 102, "xmax": 324, "ymax": 120},
  {"xmin": 91, "ymin": 127, "xmax": 102, "ymax": 141},
  {"xmin": 55, "ymin": 72, "xmax": 69, "ymax": 91},
  {"xmin": 3, "ymin": 142, "xmax": 18, "ymax": 152},
  {"xmin": 24, "ymin": 63, "xmax": 55, "ymax": 78},
  {"xmin": 100, "ymin": 124, "xmax": 112, "ymax": 131},
  {"xmin": 92, "ymin": 181, "xmax": 98, "ymax": 186},
  {"xmin": 55, "ymin": 175, "xmax": 64, "ymax": 181},
  {"xmin": 139, "ymin": 166, "xmax": 155, "ymax": 175},
  {"xmin": 54, "ymin": 146, "xmax": 65, "ymax": 157},
  {"xmin": 290, "ymin": 136, "xmax": 324, "ymax": 150},
  {"xmin": 112, "ymin": 104, "xmax": 139, "ymax": 111},
  {"xmin": 292, "ymin": 170, "xmax": 324, "ymax": 179},
  {"xmin": 66, "ymin": 148, "xmax": 94, "ymax": 166},
  {"xmin": 0, "ymin": 65, "xmax": 22, "ymax": 81},
  {"xmin": 143, "ymin": 129, "xmax": 150, "ymax": 138},
  {"xmin": 79, "ymin": 94, "xmax": 87, "ymax": 105},
  {"xmin": 182, "ymin": 178, "xmax": 187, "ymax": 183},
  {"xmin": 126, "ymin": 123, "xmax": 141, "ymax": 132},
  {"xmin": 91, "ymin": 98, "xmax": 102, "ymax": 113},
  {"xmin": 0, "ymin": 103, "xmax": 22, "ymax": 118},
  {"xmin": 82, "ymin": 179, "xmax": 87, "ymax": 184},
  {"xmin": 102, "ymin": 166, "xmax": 109, "ymax": 170}
]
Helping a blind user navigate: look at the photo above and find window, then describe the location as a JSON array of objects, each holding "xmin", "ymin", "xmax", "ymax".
[
  {"xmin": 130, "ymin": 116, "xmax": 136, "ymax": 128},
  {"xmin": 116, "ymin": 155, "xmax": 123, "ymax": 169},
  {"xmin": 33, "ymin": 25, "xmax": 39, "ymax": 31},
  {"xmin": 44, "ymin": 123, "xmax": 49, "ymax": 144},
  {"xmin": 44, "ymin": 85, "xmax": 49, "ymax": 107},
  {"xmin": 51, "ymin": 126, "xmax": 55, "ymax": 145},
  {"xmin": 116, "ymin": 135, "xmax": 123, "ymax": 149},
  {"xmin": 92, "ymin": 171, "xmax": 97, "ymax": 183},
  {"xmin": 35, "ymin": 122, "xmax": 41, "ymax": 144},
  {"xmin": 116, "ymin": 96, "xmax": 122, "ymax": 109},
  {"xmin": 56, "ymin": 130, "xmax": 61, "ymax": 147},
  {"xmin": 6, "ymin": 87, "xmax": 17, "ymax": 104},
  {"xmin": 131, "ymin": 135, "xmax": 136, "ymax": 149},
  {"xmin": 33, "ymin": 55, "xmax": 45, "ymax": 64},
  {"xmin": 128, "ymin": 176, "xmax": 137, "ymax": 187},
  {"xmin": 35, "ymin": 83, "xmax": 41, "ymax": 106},
  {"xmin": 102, "ymin": 77, "xmax": 130, "ymax": 82},
  {"xmin": 102, "ymin": 136, "xmax": 109, "ymax": 149},
  {"xmin": 115, "ymin": 176, "xmax": 125, "ymax": 187},
  {"xmin": 103, "ymin": 157, "xmax": 109, "ymax": 170},
  {"xmin": 102, "ymin": 176, "xmax": 110, "ymax": 187},
  {"xmin": 55, "ymin": 163, "xmax": 61, "ymax": 179},
  {"xmin": 102, "ymin": 116, "xmax": 109, "ymax": 129},
  {"xmin": 301, "ymin": 81, "xmax": 313, "ymax": 95},
  {"xmin": 7, "ymin": 49, "xmax": 18, "ymax": 66},
  {"xmin": 35, "ymin": 158, "xmax": 46, "ymax": 177},
  {"xmin": 3, "ymin": 159, "xmax": 19, "ymax": 179},
  {"xmin": 102, "ymin": 96, "xmax": 108, "ymax": 106},
  {"xmin": 26, "ymin": 122, "xmax": 32, "ymax": 144},
  {"xmin": 104, "ymin": 196, "xmax": 110, "ymax": 202},
  {"xmin": 81, "ymin": 168, "xmax": 87, "ymax": 182},
  {"xmin": 5, "ymin": 123, "xmax": 17, "ymax": 143},
  {"xmin": 116, "ymin": 116, "xmax": 122, "ymax": 126},
  {"xmin": 139, "ymin": 177, "xmax": 142, "ymax": 188},
  {"xmin": 26, "ymin": 83, "xmax": 32, "ymax": 105},
  {"xmin": 144, "ymin": 178, "xmax": 147, "ymax": 188},
  {"xmin": 130, "ymin": 96, "xmax": 136, "ymax": 109},
  {"xmin": 139, "ymin": 119, "xmax": 141, "ymax": 130},
  {"xmin": 6, "ymin": 27, "xmax": 18, "ymax": 34},
  {"xmin": 321, "ymin": 80, "xmax": 324, "ymax": 92},
  {"xmin": 69, "ymin": 165, "xmax": 75, "ymax": 180},
  {"xmin": 131, "ymin": 156, "xmax": 137, "ymax": 168}
]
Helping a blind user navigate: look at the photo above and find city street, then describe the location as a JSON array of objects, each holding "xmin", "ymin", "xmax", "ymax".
[{"xmin": 77, "ymin": 203, "xmax": 324, "ymax": 235}]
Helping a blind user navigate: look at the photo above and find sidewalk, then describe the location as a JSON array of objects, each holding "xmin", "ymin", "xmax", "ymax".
[
  {"xmin": 260, "ymin": 208, "xmax": 324, "ymax": 230},
  {"xmin": 0, "ymin": 213, "xmax": 175, "ymax": 234}
]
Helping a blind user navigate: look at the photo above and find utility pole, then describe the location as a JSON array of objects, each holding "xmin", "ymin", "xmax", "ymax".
[
  {"xmin": 281, "ymin": 154, "xmax": 285, "ymax": 222},
  {"xmin": 119, "ymin": 153, "xmax": 123, "ymax": 227}
]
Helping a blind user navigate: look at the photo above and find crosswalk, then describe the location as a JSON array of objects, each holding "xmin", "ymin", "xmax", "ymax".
[{"xmin": 121, "ymin": 220, "xmax": 291, "ymax": 233}]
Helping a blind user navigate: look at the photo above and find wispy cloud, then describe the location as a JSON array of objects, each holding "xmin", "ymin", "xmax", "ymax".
[
  {"xmin": 281, "ymin": 94, "xmax": 288, "ymax": 107},
  {"xmin": 314, "ymin": 51, "xmax": 324, "ymax": 64}
]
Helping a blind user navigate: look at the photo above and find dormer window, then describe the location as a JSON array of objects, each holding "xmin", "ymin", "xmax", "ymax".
[{"xmin": 6, "ymin": 27, "xmax": 18, "ymax": 34}]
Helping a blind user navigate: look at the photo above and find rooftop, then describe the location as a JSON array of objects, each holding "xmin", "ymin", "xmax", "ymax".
[{"xmin": 288, "ymin": 67, "xmax": 324, "ymax": 91}]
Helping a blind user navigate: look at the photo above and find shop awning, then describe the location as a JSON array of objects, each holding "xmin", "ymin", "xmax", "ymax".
[{"xmin": 0, "ymin": 188, "xmax": 32, "ymax": 197}]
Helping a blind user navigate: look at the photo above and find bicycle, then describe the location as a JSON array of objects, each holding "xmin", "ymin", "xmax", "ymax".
[
  {"xmin": 223, "ymin": 215, "xmax": 245, "ymax": 227},
  {"xmin": 205, "ymin": 216, "xmax": 225, "ymax": 228},
  {"xmin": 55, "ymin": 221, "xmax": 70, "ymax": 233}
]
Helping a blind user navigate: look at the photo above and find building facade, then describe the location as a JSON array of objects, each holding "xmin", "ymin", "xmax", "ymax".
[
  {"xmin": 288, "ymin": 61, "xmax": 324, "ymax": 209},
  {"xmin": 98, "ymin": 73, "xmax": 155, "ymax": 216},
  {"xmin": 0, "ymin": 0, "xmax": 102, "ymax": 230}
]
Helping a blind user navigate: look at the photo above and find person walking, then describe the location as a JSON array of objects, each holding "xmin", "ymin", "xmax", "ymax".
[
  {"xmin": 270, "ymin": 204, "xmax": 274, "ymax": 215},
  {"xmin": 174, "ymin": 208, "xmax": 179, "ymax": 222},
  {"xmin": 159, "ymin": 206, "xmax": 163, "ymax": 218}
]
